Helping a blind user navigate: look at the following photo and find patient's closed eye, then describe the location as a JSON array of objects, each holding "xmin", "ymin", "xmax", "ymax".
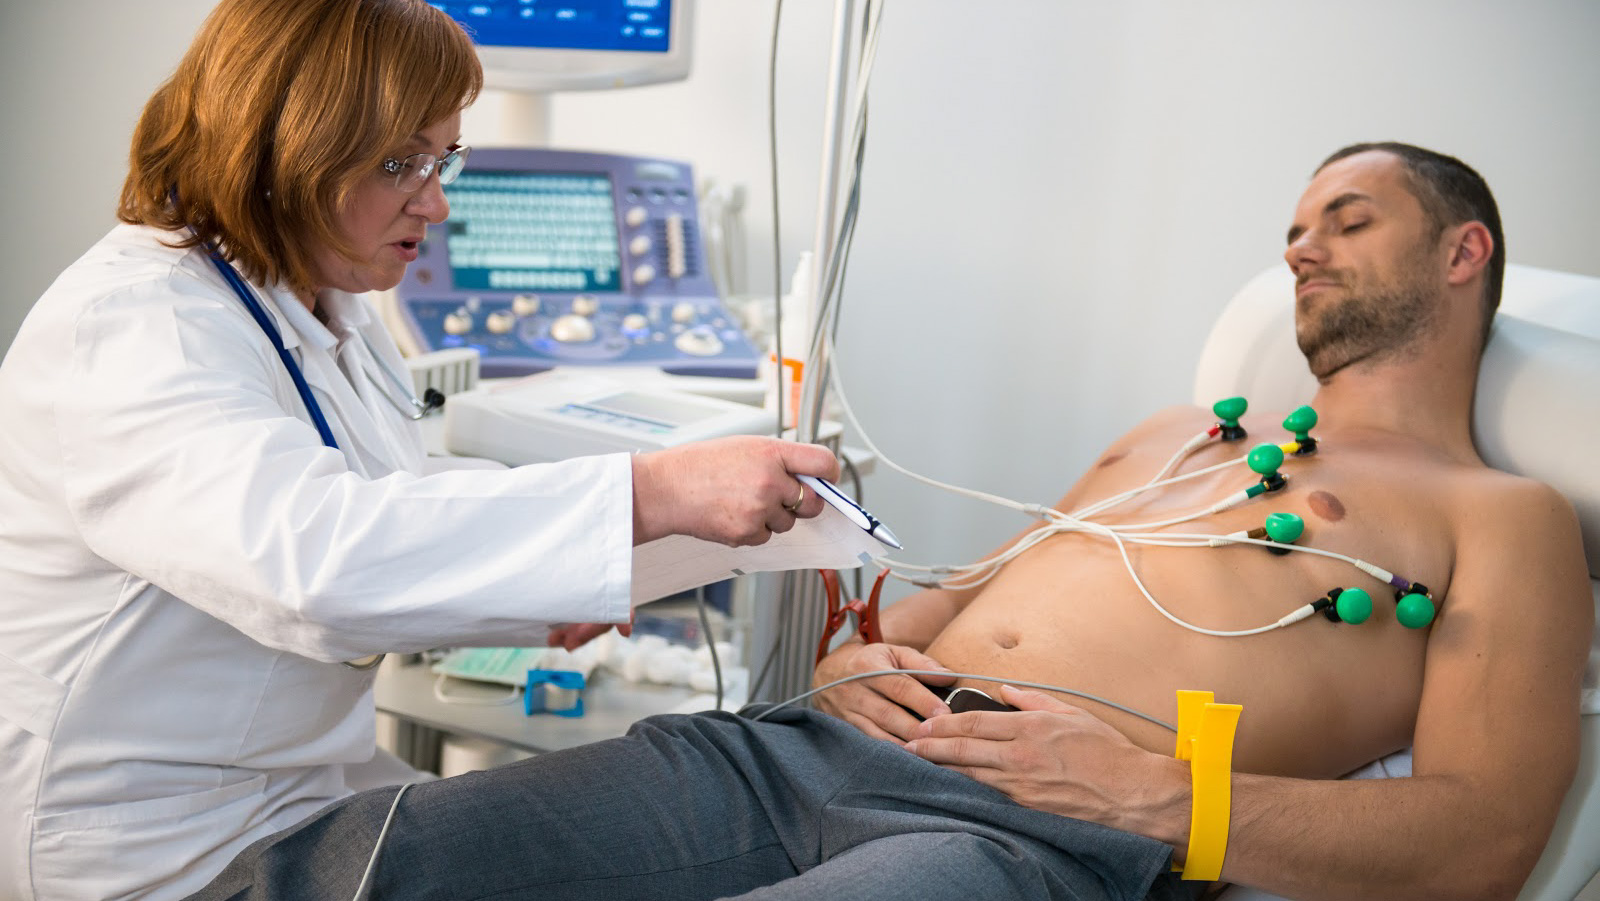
[{"xmin": 1342, "ymin": 221, "xmax": 1369, "ymax": 234}]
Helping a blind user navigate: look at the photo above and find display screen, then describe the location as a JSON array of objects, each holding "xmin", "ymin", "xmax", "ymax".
[
  {"xmin": 433, "ymin": 0, "xmax": 673, "ymax": 53},
  {"xmin": 443, "ymin": 170, "xmax": 622, "ymax": 293},
  {"xmin": 591, "ymin": 391, "xmax": 721, "ymax": 425}
]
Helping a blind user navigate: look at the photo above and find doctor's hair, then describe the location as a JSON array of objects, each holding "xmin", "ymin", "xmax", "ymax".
[
  {"xmin": 117, "ymin": 0, "xmax": 482, "ymax": 297},
  {"xmin": 1317, "ymin": 142, "xmax": 1505, "ymax": 352}
]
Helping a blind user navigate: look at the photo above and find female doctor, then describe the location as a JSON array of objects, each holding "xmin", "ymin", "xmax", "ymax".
[{"xmin": 0, "ymin": 1, "xmax": 837, "ymax": 898}]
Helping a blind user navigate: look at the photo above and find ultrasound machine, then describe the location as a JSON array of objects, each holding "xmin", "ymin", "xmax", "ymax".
[{"xmin": 391, "ymin": 147, "xmax": 762, "ymax": 380}]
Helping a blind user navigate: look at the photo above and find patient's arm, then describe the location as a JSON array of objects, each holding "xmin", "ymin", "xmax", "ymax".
[
  {"xmin": 1213, "ymin": 480, "xmax": 1591, "ymax": 900},
  {"xmin": 909, "ymin": 478, "xmax": 1592, "ymax": 901}
]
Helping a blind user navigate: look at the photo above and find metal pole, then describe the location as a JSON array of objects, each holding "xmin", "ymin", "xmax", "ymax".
[
  {"xmin": 795, "ymin": 0, "xmax": 855, "ymax": 445},
  {"xmin": 762, "ymin": 0, "xmax": 856, "ymax": 705}
]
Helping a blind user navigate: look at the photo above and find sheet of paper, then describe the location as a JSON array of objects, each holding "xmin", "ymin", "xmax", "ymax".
[{"xmin": 631, "ymin": 504, "xmax": 889, "ymax": 606}]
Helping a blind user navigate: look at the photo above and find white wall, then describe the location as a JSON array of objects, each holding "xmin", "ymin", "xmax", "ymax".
[
  {"xmin": 0, "ymin": 1, "xmax": 219, "ymax": 344},
  {"xmin": 6, "ymin": 0, "xmax": 1599, "ymax": 603},
  {"xmin": 532, "ymin": 0, "xmax": 1600, "ymax": 602}
]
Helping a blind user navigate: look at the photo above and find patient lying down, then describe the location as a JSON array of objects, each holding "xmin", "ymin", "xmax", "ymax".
[
  {"xmin": 807, "ymin": 145, "xmax": 1591, "ymax": 901},
  {"xmin": 191, "ymin": 144, "xmax": 1592, "ymax": 901}
]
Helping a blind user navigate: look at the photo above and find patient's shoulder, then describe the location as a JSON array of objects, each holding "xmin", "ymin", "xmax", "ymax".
[
  {"xmin": 1455, "ymin": 469, "xmax": 1580, "ymax": 544},
  {"xmin": 1081, "ymin": 406, "xmax": 1205, "ymax": 465},
  {"xmin": 1455, "ymin": 464, "xmax": 1570, "ymax": 513},
  {"xmin": 1119, "ymin": 404, "xmax": 1214, "ymax": 439},
  {"xmin": 1447, "ymin": 471, "xmax": 1587, "ymax": 614}
]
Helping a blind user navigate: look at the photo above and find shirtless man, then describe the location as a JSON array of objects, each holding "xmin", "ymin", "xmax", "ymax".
[
  {"xmin": 190, "ymin": 144, "xmax": 1592, "ymax": 901},
  {"xmin": 816, "ymin": 142, "xmax": 1593, "ymax": 899}
]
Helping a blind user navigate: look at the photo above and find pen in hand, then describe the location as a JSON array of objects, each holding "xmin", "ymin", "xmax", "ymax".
[{"xmin": 796, "ymin": 474, "xmax": 903, "ymax": 549}]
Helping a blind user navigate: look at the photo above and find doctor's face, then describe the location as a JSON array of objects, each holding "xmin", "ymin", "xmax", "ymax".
[
  {"xmin": 1284, "ymin": 151, "xmax": 1446, "ymax": 380},
  {"xmin": 308, "ymin": 112, "xmax": 461, "ymax": 298}
]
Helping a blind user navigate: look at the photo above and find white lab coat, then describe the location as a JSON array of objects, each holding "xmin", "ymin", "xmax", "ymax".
[{"xmin": 0, "ymin": 224, "xmax": 634, "ymax": 900}]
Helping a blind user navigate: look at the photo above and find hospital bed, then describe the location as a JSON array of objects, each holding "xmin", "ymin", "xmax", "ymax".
[{"xmin": 1194, "ymin": 263, "xmax": 1600, "ymax": 901}]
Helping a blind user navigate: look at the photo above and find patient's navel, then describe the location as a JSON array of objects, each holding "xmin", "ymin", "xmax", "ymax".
[
  {"xmin": 1308, "ymin": 490, "xmax": 1346, "ymax": 522},
  {"xmin": 994, "ymin": 631, "xmax": 1020, "ymax": 650}
]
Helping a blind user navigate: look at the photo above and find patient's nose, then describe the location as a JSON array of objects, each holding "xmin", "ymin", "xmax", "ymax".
[{"xmin": 1284, "ymin": 231, "xmax": 1328, "ymax": 275}]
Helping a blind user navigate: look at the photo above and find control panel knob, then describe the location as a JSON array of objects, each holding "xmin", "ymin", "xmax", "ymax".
[
  {"xmin": 442, "ymin": 310, "xmax": 473, "ymax": 336},
  {"xmin": 511, "ymin": 293, "xmax": 541, "ymax": 317},
  {"xmin": 621, "ymin": 313, "xmax": 650, "ymax": 333},
  {"xmin": 625, "ymin": 206, "xmax": 649, "ymax": 228},
  {"xmin": 571, "ymin": 295, "xmax": 600, "ymax": 317},
  {"xmin": 674, "ymin": 325, "xmax": 724, "ymax": 357},
  {"xmin": 632, "ymin": 264, "xmax": 657, "ymax": 287},
  {"xmin": 629, "ymin": 234, "xmax": 653, "ymax": 256},
  {"xmin": 671, "ymin": 301, "xmax": 697, "ymax": 324},
  {"xmin": 485, "ymin": 310, "xmax": 516, "ymax": 334},
  {"xmin": 549, "ymin": 314, "xmax": 596, "ymax": 344}
]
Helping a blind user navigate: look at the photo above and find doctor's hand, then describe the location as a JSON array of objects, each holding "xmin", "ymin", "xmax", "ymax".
[
  {"xmin": 812, "ymin": 640, "xmax": 957, "ymax": 744},
  {"xmin": 630, "ymin": 436, "xmax": 839, "ymax": 547},
  {"xmin": 904, "ymin": 685, "xmax": 1186, "ymax": 835},
  {"xmin": 547, "ymin": 620, "xmax": 633, "ymax": 652}
]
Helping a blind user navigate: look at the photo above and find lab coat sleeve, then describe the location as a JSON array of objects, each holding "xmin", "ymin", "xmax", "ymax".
[{"xmin": 57, "ymin": 271, "xmax": 633, "ymax": 663}]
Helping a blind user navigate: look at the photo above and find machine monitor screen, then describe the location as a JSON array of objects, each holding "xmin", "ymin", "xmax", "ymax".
[
  {"xmin": 392, "ymin": 146, "xmax": 761, "ymax": 380},
  {"xmin": 443, "ymin": 170, "xmax": 623, "ymax": 294},
  {"xmin": 431, "ymin": 0, "xmax": 691, "ymax": 92},
  {"xmin": 434, "ymin": 0, "xmax": 672, "ymax": 52}
]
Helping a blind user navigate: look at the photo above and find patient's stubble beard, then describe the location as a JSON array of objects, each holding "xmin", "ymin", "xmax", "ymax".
[{"xmin": 1296, "ymin": 241, "xmax": 1440, "ymax": 381}]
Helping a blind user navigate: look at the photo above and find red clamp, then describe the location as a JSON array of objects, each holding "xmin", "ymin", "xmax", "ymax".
[{"xmin": 815, "ymin": 568, "xmax": 889, "ymax": 665}]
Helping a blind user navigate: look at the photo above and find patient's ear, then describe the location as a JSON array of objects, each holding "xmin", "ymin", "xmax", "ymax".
[{"xmin": 1445, "ymin": 221, "xmax": 1493, "ymax": 287}]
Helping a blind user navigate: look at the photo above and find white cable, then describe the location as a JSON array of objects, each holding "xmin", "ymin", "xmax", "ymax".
[
  {"xmin": 820, "ymin": 315, "xmax": 1414, "ymax": 635},
  {"xmin": 789, "ymin": 81, "xmax": 1349, "ymax": 631},
  {"xmin": 432, "ymin": 673, "xmax": 521, "ymax": 707},
  {"xmin": 752, "ymin": 667, "xmax": 1178, "ymax": 732},
  {"xmin": 1100, "ymin": 490, "xmax": 1254, "ymax": 532},
  {"xmin": 799, "ymin": 0, "xmax": 886, "ymax": 434},
  {"xmin": 350, "ymin": 782, "xmax": 415, "ymax": 901},
  {"xmin": 1146, "ymin": 431, "xmax": 1211, "ymax": 485},
  {"xmin": 826, "ymin": 341, "xmax": 1046, "ymax": 518},
  {"xmin": 1095, "ymin": 524, "xmax": 1301, "ymax": 637},
  {"xmin": 827, "ymin": 342, "xmax": 1366, "ymax": 626},
  {"xmin": 833, "ymin": 371, "xmax": 1349, "ymax": 633},
  {"xmin": 1120, "ymin": 530, "xmax": 1403, "ymax": 586},
  {"xmin": 875, "ymin": 516, "xmax": 1089, "ymax": 589},
  {"xmin": 1071, "ymin": 453, "xmax": 1248, "ymax": 520}
]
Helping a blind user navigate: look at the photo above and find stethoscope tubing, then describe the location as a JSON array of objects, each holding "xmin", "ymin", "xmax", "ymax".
[
  {"xmin": 205, "ymin": 250, "xmax": 341, "ymax": 450},
  {"xmin": 206, "ymin": 250, "xmax": 438, "ymax": 444}
]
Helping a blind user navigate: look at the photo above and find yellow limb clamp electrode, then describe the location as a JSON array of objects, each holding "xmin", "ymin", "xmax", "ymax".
[{"xmin": 1172, "ymin": 690, "xmax": 1242, "ymax": 881}]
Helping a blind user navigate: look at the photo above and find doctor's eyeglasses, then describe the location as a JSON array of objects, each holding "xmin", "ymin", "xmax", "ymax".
[{"xmin": 381, "ymin": 146, "xmax": 471, "ymax": 193}]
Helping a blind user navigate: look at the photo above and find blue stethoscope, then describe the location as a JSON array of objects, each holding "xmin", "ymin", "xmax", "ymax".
[
  {"xmin": 204, "ymin": 248, "xmax": 442, "ymax": 452},
  {"xmin": 206, "ymin": 247, "xmax": 442, "ymax": 672}
]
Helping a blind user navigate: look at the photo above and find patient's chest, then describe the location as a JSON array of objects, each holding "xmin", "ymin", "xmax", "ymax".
[{"xmin": 926, "ymin": 410, "xmax": 1465, "ymax": 778}]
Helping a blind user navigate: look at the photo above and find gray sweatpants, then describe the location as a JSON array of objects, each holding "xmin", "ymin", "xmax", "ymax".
[{"xmin": 188, "ymin": 705, "xmax": 1199, "ymax": 901}]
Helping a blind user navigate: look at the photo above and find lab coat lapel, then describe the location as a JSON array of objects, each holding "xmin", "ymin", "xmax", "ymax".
[
  {"xmin": 261, "ymin": 287, "xmax": 407, "ymax": 478},
  {"xmin": 321, "ymin": 291, "xmax": 427, "ymax": 473}
]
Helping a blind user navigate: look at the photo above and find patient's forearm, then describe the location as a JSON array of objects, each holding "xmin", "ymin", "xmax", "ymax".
[
  {"xmin": 1188, "ymin": 773, "xmax": 1548, "ymax": 901},
  {"xmin": 879, "ymin": 587, "xmax": 970, "ymax": 651}
]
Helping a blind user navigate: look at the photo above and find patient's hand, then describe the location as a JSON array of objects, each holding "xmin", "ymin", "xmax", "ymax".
[
  {"xmin": 812, "ymin": 641, "xmax": 957, "ymax": 743},
  {"xmin": 905, "ymin": 685, "xmax": 1186, "ymax": 838}
]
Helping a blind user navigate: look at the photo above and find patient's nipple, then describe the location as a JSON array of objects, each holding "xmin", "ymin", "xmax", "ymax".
[
  {"xmin": 1308, "ymin": 490, "xmax": 1346, "ymax": 522},
  {"xmin": 1096, "ymin": 451, "xmax": 1128, "ymax": 469}
]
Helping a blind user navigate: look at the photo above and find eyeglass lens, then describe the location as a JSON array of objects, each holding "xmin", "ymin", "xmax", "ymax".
[{"xmin": 394, "ymin": 147, "xmax": 470, "ymax": 192}]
